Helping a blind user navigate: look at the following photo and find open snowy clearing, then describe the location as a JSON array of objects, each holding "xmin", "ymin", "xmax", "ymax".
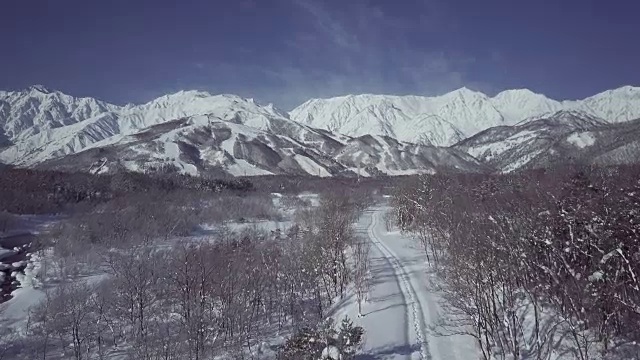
[
  {"xmin": 566, "ymin": 131, "xmax": 596, "ymax": 148},
  {"xmin": 334, "ymin": 207, "xmax": 479, "ymax": 359}
]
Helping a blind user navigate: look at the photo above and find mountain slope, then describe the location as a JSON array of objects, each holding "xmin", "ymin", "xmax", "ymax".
[
  {"xmin": 40, "ymin": 115, "xmax": 339, "ymax": 177},
  {"xmin": 571, "ymin": 86, "xmax": 640, "ymax": 123},
  {"xmin": 290, "ymin": 88, "xmax": 507, "ymax": 147},
  {"xmin": 0, "ymin": 85, "xmax": 117, "ymax": 145},
  {"xmin": 0, "ymin": 89, "xmax": 306, "ymax": 166},
  {"xmin": 334, "ymin": 134, "xmax": 488, "ymax": 175},
  {"xmin": 290, "ymin": 86, "xmax": 640, "ymax": 147},
  {"xmin": 40, "ymin": 114, "xmax": 488, "ymax": 177},
  {"xmin": 454, "ymin": 110, "xmax": 640, "ymax": 172}
]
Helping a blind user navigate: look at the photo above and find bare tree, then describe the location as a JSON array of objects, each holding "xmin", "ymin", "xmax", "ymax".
[
  {"xmin": 352, "ymin": 236, "xmax": 371, "ymax": 317},
  {"xmin": 106, "ymin": 246, "xmax": 169, "ymax": 359},
  {"xmin": 392, "ymin": 167, "xmax": 640, "ymax": 360},
  {"xmin": 29, "ymin": 281, "xmax": 96, "ymax": 360}
]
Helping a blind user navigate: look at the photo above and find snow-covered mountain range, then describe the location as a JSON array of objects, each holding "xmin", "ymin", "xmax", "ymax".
[
  {"xmin": 1, "ymin": 85, "xmax": 639, "ymax": 176},
  {"xmin": 0, "ymin": 86, "xmax": 484, "ymax": 176},
  {"xmin": 290, "ymin": 86, "xmax": 640, "ymax": 146}
]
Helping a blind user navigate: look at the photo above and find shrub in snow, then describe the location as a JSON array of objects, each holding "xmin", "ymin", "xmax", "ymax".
[
  {"xmin": 279, "ymin": 326, "xmax": 324, "ymax": 359},
  {"xmin": 15, "ymin": 252, "xmax": 44, "ymax": 288},
  {"xmin": 279, "ymin": 317, "xmax": 363, "ymax": 360},
  {"xmin": 337, "ymin": 316, "xmax": 364, "ymax": 359}
]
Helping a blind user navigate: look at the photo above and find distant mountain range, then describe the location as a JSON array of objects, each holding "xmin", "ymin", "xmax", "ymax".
[
  {"xmin": 1, "ymin": 85, "xmax": 639, "ymax": 176},
  {"xmin": 290, "ymin": 86, "xmax": 640, "ymax": 146}
]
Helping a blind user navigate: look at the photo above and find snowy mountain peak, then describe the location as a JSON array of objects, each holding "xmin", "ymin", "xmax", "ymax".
[
  {"xmin": 447, "ymin": 86, "xmax": 484, "ymax": 98},
  {"xmin": 493, "ymin": 88, "xmax": 546, "ymax": 100},
  {"xmin": 616, "ymin": 85, "xmax": 640, "ymax": 92},
  {"xmin": 263, "ymin": 103, "xmax": 290, "ymax": 118},
  {"xmin": 28, "ymin": 84, "xmax": 53, "ymax": 94},
  {"xmin": 589, "ymin": 85, "xmax": 640, "ymax": 99},
  {"xmin": 167, "ymin": 89, "xmax": 213, "ymax": 98}
]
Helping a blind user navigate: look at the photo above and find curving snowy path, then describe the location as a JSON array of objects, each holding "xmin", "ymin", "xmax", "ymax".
[{"xmin": 341, "ymin": 207, "xmax": 479, "ymax": 360}]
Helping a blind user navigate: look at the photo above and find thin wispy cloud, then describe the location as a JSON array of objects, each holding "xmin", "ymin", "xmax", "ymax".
[
  {"xmin": 226, "ymin": 0, "xmax": 479, "ymax": 108},
  {"xmin": 293, "ymin": 0, "xmax": 358, "ymax": 49},
  {"xmin": 3, "ymin": 0, "xmax": 638, "ymax": 107}
]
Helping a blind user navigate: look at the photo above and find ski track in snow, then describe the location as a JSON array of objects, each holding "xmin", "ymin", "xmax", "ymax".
[
  {"xmin": 367, "ymin": 210, "xmax": 431, "ymax": 360},
  {"xmin": 354, "ymin": 208, "xmax": 471, "ymax": 360}
]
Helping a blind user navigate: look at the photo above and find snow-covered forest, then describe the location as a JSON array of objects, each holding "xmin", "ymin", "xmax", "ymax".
[
  {"xmin": 392, "ymin": 164, "xmax": 640, "ymax": 359},
  {"xmin": 1, "ymin": 164, "xmax": 639, "ymax": 359},
  {"xmin": 0, "ymin": 169, "xmax": 375, "ymax": 359}
]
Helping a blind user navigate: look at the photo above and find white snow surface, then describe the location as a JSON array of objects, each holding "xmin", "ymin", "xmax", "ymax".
[
  {"xmin": 467, "ymin": 129, "xmax": 540, "ymax": 161},
  {"xmin": 226, "ymin": 159, "xmax": 274, "ymax": 176},
  {"xmin": 321, "ymin": 345, "xmax": 342, "ymax": 359},
  {"xmin": 294, "ymin": 154, "xmax": 332, "ymax": 177}
]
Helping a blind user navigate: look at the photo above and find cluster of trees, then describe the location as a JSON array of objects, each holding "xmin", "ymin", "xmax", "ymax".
[
  {"xmin": 0, "ymin": 165, "xmax": 399, "ymax": 216},
  {"xmin": 2, "ymin": 190, "xmax": 368, "ymax": 359},
  {"xmin": 392, "ymin": 165, "xmax": 640, "ymax": 360},
  {"xmin": 291, "ymin": 192, "xmax": 372, "ymax": 309},
  {"xmin": 248, "ymin": 174, "xmax": 396, "ymax": 196},
  {"xmin": 202, "ymin": 194, "xmax": 281, "ymax": 222},
  {"xmin": 0, "ymin": 168, "xmax": 255, "ymax": 214},
  {"xmin": 0, "ymin": 210, "xmax": 18, "ymax": 234},
  {"xmin": 46, "ymin": 189, "xmax": 282, "ymax": 281}
]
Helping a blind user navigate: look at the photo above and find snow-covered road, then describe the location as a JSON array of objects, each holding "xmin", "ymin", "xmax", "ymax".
[{"xmin": 345, "ymin": 207, "xmax": 479, "ymax": 360}]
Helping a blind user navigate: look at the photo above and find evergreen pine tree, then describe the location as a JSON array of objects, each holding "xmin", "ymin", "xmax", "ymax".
[{"xmin": 337, "ymin": 316, "xmax": 364, "ymax": 359}]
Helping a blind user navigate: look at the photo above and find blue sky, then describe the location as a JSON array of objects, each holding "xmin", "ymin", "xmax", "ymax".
[{"xmin": 1, "ymin": 0, "xmax": 638, "ymax": 109}]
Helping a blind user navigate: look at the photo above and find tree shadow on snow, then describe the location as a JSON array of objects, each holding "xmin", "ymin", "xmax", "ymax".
[
  {"xmin": 325, "ymin": 292, "xmax": 356, "ymax": 318},
  {"xmin": 367, "ymin": 292, "xmax": 402, "ymax": 304},
  {"xmin": 355, "ymin": 343, "xmax": 421, "ymax": 359},
  {"xmin": 362, "ymin": 303, "xmax": 405, "ymax": 317}
]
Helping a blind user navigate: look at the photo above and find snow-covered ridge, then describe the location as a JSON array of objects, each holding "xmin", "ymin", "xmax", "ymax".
[{"xmin": 290, "ymin": 86, "xmax": 640, "ymax": 146}]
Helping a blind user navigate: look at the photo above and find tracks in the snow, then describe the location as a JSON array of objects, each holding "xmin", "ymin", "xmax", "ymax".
[{"xmin": 367, "ymin": 210, "xmax": 432, "ymax": 360}]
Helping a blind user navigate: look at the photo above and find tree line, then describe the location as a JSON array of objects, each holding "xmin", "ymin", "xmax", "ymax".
[
  {"xmin": 0, "ymin": 168, "xmax": 254, "ymax": 214},
  {"xmin": 392, "ymin": 165, "xmax": 640, "ymax": 360},
  {"xmin": 0, "ymin": 167, "xmax": 395, "ymax": 215}
]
